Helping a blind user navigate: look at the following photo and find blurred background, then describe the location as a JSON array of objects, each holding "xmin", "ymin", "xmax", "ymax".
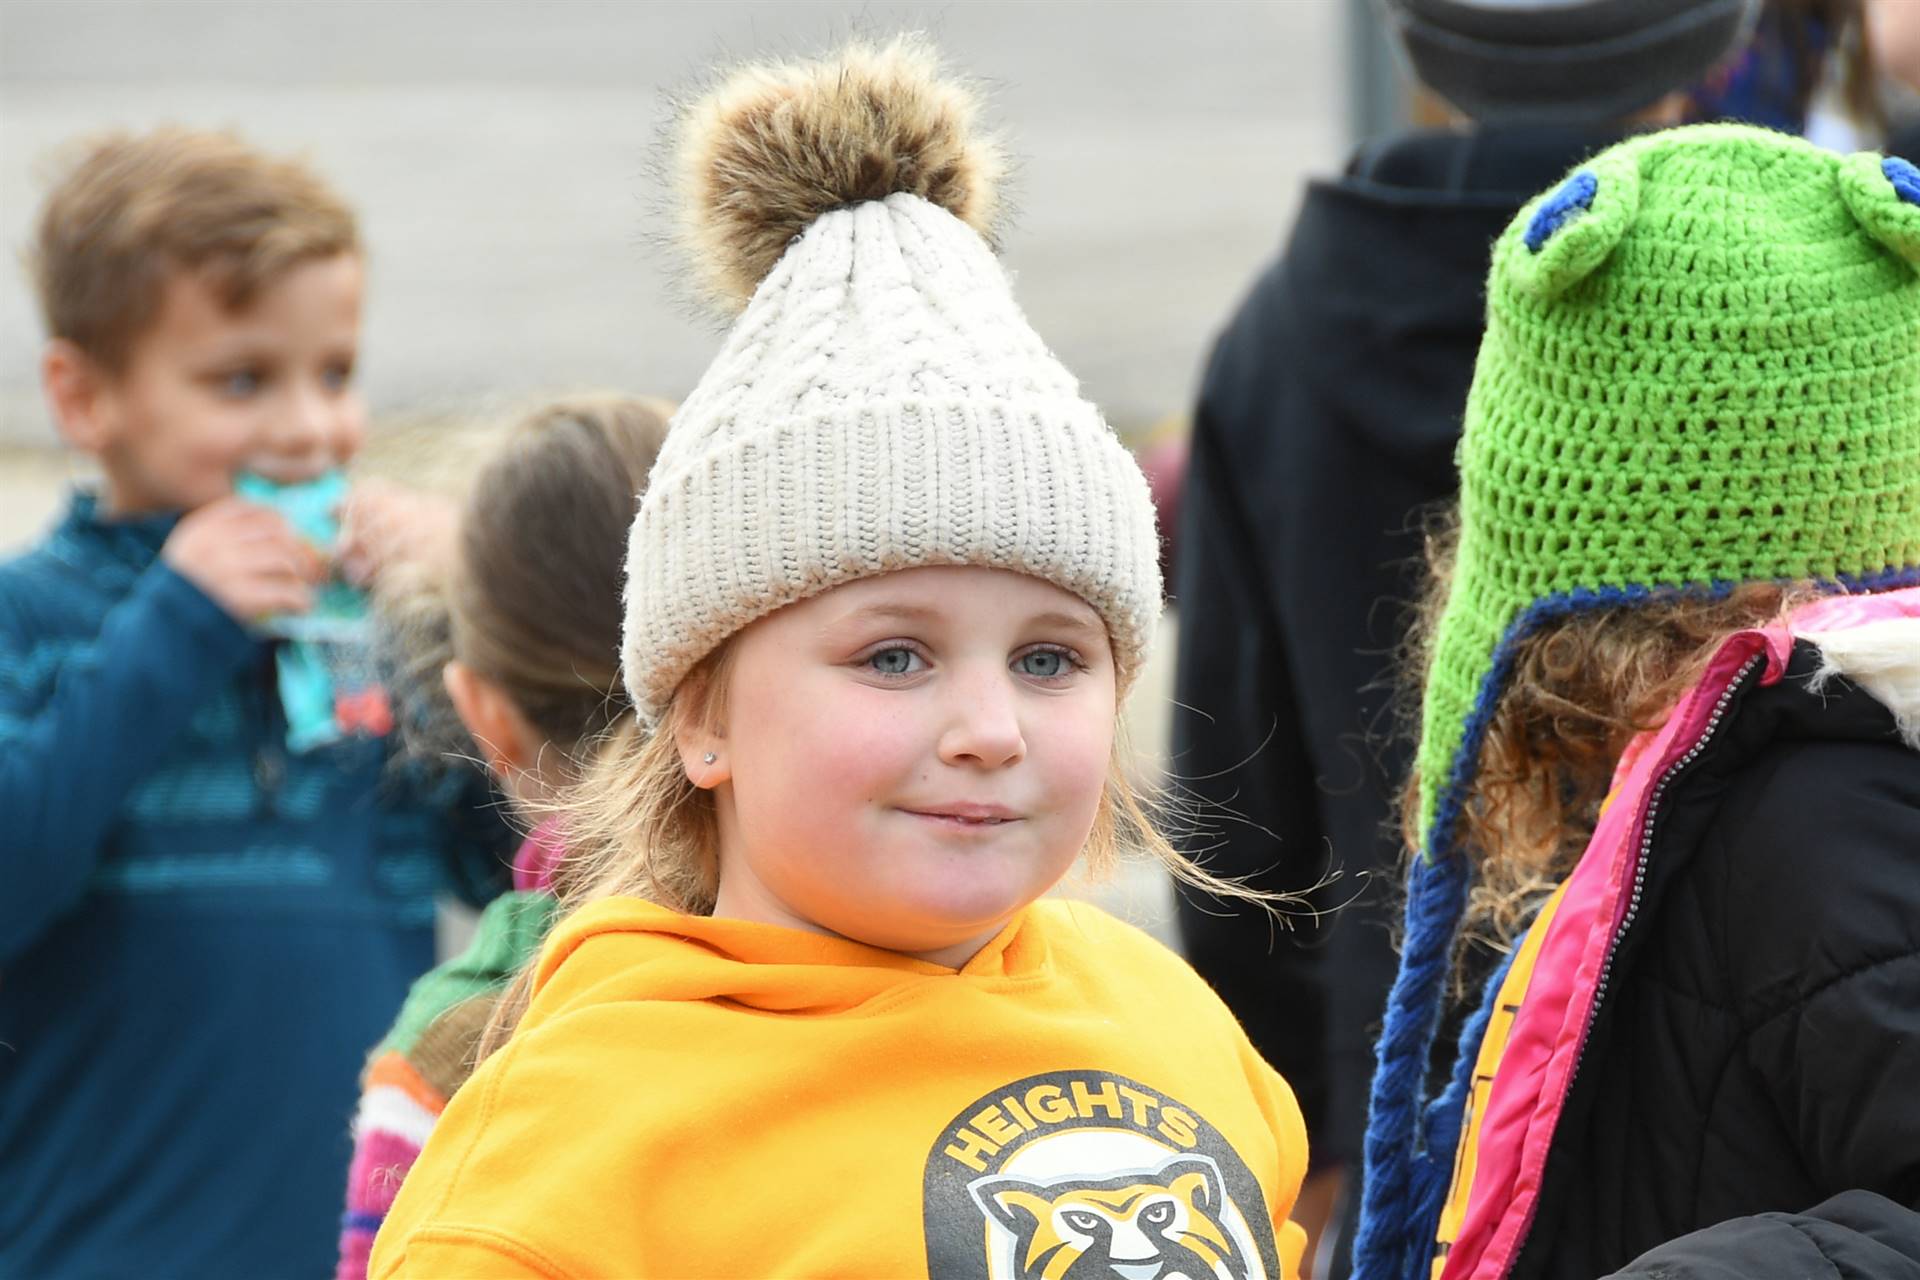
[
  {"xmin": 0, "ymin": 1, "xmax": 1403, "ymax": 538},
  {"xmin": 0, "ymin": 0, "xmax": 1405, "ymax": 937}
]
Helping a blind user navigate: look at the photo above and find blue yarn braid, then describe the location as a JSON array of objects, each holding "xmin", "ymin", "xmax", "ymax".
[
  {"xmin": 1353, "ymin": 858, "xmax": 1516, "ymax": 1279},
  {"xmin": 1412, "ymin": 951, "xmax": 1516, "ymax": 1246},
  {"xmin": 1351, "ymin": 849, "xmax": 1470, "ymax": 1279}
]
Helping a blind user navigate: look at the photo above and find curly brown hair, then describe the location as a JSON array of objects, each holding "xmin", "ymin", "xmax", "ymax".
[{"xmin": 1401, "ymin": 509, "xmax": 1816, "ymax": 950}]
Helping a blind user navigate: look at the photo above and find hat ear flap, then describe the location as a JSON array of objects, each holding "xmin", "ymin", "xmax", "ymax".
[
  {"xmin": 1505, "ymin": 149, "xmax": 1642, "ymax": 301},
  {"xmin": 1836, "ymin": 152, "xmax": 1920, "ymax": 272}
]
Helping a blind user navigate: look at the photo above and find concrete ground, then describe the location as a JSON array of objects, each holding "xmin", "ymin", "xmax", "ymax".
[{"xmin": 1, "ymin": 1, "xmax": 1342, "ymax": 445}]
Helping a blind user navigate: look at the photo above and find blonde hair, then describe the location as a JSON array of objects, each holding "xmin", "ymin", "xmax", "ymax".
[
  {"xmin": 477, "ymin": 637, "xmax": 1272, "ymax": 1059},
  {"xmin": 29, "ymin": 127, "xmax": 359, "ymax": 371},
  {"xmin": 1401, "ymin": 509, "xmax": 1818, "ymax": 950}
]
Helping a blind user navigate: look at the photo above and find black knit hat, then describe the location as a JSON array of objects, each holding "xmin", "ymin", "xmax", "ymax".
[{"xmin": 1381, "ymin": 0, "xmax": 1759, "ymax": 124}]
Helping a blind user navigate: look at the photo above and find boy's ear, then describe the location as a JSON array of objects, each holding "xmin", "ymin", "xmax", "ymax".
[
  {"xmin": 443, "ymin": 659, "xmax": 540, "ymax": 781},
  {"xmin": 41, "ymin": 339, "xmax": 115, "ymax": 453}
]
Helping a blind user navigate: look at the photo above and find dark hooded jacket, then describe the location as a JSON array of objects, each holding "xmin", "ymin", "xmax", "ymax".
[{"xmin": 1172, "ymin": 124, "xmax": 1635, "ymax": 1181}]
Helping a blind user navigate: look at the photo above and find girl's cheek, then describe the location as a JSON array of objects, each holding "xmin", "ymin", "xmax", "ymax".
[
  {"xmin": 812, "ymin": 701, "xmax": 923, "ymax": 791},
  {"xmin": 752, "ymin": 680, "xmax": 916, "ymax": 801},
  {"xmin": 1044, "ymin": 712, "xmax": 1114, "ymax": 806}
]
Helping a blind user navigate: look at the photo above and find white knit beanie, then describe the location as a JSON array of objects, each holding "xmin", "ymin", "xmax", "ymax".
[{"xmin": 621, "ymin": 37, "xmax": 1163, "ymax": 726}]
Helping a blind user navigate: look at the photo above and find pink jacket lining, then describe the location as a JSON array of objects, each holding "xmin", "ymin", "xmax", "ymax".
[{"xmin": 1439, "ymin": 586, "xmax": 1920, "ymax": 1280}]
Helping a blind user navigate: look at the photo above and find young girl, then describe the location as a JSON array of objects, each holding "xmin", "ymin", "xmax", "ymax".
[
  {"xmin": 369, "ymin": 38, "xmax": 1309, "ymax": 1279},
  {"xmin": 1353, "ymin": 124, "xmax": 1920, "ymax": 1279},
  {"xmin": 335, "ymin": 396, "xmax": 671, "ymax": 1280}
]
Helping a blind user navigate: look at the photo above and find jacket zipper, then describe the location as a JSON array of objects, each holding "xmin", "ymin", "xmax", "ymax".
[
  {"xmin": 1501, "ymin": 650, "xmax": 1765, "ymax": 1277},
  {"xmin": 251, "ymin": 645, "xmax": 287, "ymax": 816}
]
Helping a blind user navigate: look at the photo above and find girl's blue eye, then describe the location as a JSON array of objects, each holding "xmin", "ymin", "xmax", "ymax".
[
  {"xmin": 220, "ymin": 369, "xmax": 262, "ymax": 397},
  {"xmin": 1015, "ymin": 649, "xmax": 1072, "ymax": 679},
  {"xmin": 321, "ymin": 363, "xmax": 354, "ymax": 392},
  {"xmin": 867, "ymin": 647, "xmax": 921, "ymax": 676}
]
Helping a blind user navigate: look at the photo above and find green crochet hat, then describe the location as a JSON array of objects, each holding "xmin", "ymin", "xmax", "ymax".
[{"xmin": 1417, "ymin": 123, "xmax": 1920, "ymax": 857}]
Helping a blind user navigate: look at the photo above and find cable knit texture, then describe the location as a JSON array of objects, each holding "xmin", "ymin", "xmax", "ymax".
[
  {"xmin": 622, "ymin": 42, "xmax": 1161, "ymax": 724},
  {"xmin": 1417, "ymin": 124, "xmax": 1920, "ymax": 855}
]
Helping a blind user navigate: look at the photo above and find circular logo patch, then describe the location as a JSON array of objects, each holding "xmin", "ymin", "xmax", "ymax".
[{"xmin": 922, "ymin": 1070, "xmax": 1279, "ymax": 1279}]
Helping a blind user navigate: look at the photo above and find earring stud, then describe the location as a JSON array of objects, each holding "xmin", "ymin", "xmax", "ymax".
[{"xmin": 703, "ymin": 752, "xmax": 717, "ymax": 765}]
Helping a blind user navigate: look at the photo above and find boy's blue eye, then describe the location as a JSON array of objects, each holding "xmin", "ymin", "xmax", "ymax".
[
  {"xmin": 321, "ymin": 363, "xmax": 354, "ymax": 391},
  {"xmin": 1015, "ymin": 649, "xmax": 1071, "ymax": 679},
  {"xmin": 1524, "ymin": 171, "xmax": 1599, "ymax": 253},
  {"xmin": 220, "ymin": 369, "xmax": 262, "ymax": 397},
  {"xmin": 867, "ymin": 647, "xmax": 922, "ymax": 676}
]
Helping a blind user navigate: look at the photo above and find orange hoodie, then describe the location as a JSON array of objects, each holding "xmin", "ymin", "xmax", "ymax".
[{"xmin": 370, "ymin": 897, "xmax": 1308, "ymax": 1279}]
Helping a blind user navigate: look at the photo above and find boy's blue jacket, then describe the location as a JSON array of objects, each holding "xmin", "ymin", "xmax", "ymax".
[{"xmin": 0, "ymin": 492, "xmax": 510, "ymax": 1279}]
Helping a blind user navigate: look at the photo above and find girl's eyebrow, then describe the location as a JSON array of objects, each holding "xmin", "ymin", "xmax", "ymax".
[
  {"xmin": 1026, "ymin": 610, "xmax": 1105, "ymax": 642},
  {"xmin": 833, "ymin": 602, "xmax": 943, "ymax": 628},
  {"xmin": 826, "ymin": 602, "xmax": 1102, "ymax": 641}
]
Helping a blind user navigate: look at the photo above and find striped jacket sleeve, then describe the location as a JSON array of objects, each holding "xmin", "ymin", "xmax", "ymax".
[{"xmin": 0, "ymin": 561, "xmax": 254, "ymax": 960}]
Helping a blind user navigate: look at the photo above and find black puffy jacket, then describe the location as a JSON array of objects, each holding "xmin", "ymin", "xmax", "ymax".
[{"xmin": 1509, "ymin": 642, "xmax": 1920, "ymax": 1279}]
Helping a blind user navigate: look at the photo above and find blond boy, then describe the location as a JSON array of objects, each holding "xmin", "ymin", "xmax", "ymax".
[{"xmin": 0, "ymin": 129, "xmax": 507, "ymax": 1277}]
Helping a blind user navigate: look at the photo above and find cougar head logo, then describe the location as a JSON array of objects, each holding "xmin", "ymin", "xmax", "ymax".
[{"xmin": 970, "ymin": 1155, "xmax": 1251, "ymax": 1280}]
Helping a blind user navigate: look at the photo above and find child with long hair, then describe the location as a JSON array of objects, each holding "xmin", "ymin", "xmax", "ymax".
[
  {"xmin": 370, "ymin": 38, "xmax": 1309, "ymax": 1279},
  {"xmin": 1354, "ymin": 124, "xmax": 1920, "ymax": 1279},
  {"xmin": 335, "ymin": 395, "xmax": 671, "ymax": 1279}
]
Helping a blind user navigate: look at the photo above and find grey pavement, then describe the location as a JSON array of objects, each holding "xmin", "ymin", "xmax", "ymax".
[{"xmin": 2, "ymin": 0, "xmax": 1343, "ymax": 450}]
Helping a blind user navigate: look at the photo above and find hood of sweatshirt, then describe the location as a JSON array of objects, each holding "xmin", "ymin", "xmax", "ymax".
[
  {"xmin": 1264, "ymin": 124, "xmax": 1635, "ymax": 468},
  {"xmin": 526, "ymin": 896, "xmax": 1061, "ymax": 1022}
]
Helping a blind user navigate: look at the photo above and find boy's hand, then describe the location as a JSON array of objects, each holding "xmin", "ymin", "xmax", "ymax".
[
  {"xmin": 162, "ymin": 497, "xmax": 322, "ymax": 623},
  {"xmin": 338, "ymin": 479, "xmax": 458, "ymax": 588}
]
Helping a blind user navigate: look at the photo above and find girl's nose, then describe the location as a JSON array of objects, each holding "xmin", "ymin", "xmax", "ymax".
[{"xmin": 936, "ymin": 668, "xmax": 1027, "ymax": 769}]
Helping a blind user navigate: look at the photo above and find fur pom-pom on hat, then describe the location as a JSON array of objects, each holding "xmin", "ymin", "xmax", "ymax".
[
  {"xmin": 619, "ymin": 37, "xmax": 1162, "ymax": 727},
  {"xmin": 673, "ymin": 36, "xmax": 1006, "ymax": 310}
]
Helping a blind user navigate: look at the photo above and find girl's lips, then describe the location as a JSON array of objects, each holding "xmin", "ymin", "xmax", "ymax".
[{"xmin": 900, "ymin": 804, "xmax": 1022, "ymax": 826}]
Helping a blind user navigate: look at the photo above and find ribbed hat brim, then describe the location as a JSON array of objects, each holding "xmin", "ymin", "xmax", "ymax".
[{"xmin": 1388, "ymin": 0, "xmax": 1756, "ymax": 124}]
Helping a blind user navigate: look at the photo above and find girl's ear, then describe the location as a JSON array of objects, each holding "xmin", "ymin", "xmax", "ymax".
[
  {"xmin": 669, "ymin": 670, "xmax": 730, "ymax": 790},
  {"xmin": 1837, "ymin": 152, "xmax": 1920, "ymax": 271},
  {"xmin": 670, "ymin": 717, "xmax": 730, "ymax": 790},
  {"xmin": 443, "ymin": 659, "xmax": 542, "ymax": 783}
]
